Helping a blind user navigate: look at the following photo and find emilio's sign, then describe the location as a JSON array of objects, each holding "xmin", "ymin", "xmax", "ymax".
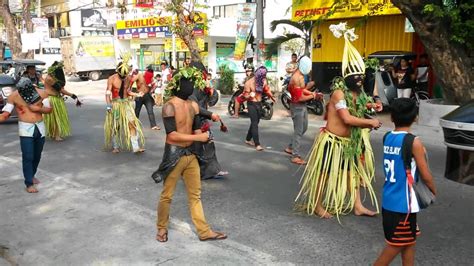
[{"xmin": 291, "ymin": 0, "xmax": 401, "ymax": 21}]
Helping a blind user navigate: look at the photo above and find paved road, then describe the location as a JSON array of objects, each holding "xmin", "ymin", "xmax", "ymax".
[{"xmin": 0, "ymin": 80, "xmax": 473, "ymax": 265}]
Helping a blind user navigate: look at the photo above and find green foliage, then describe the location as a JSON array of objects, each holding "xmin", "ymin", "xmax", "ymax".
[
  {"xmin": 164, "ymin": 66, "xmax": 206, "ymax": 101},
  {"xmin": 423, "ymin": 2, "xmax": 474, "ymax": 51},
  {"xmin": 364, "ymin": 58, "xmax": 380, "ymax": 72},
  {"xmin": 216, "ymin": 65, "xmax": 235, "ymax": 95}
]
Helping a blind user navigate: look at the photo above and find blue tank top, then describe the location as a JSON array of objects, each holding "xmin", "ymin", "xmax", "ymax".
[{"xmin": 382, "ymin": 131, "xmax": 420, "ymax": 213}]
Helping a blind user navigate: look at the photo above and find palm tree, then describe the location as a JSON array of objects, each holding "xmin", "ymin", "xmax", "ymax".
[{"xmin": 266, "ymin": 19, "xmax": 316, "ymax": 58}]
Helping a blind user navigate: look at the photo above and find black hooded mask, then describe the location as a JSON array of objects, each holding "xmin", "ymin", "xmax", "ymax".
[
  {"xmin": 175, "ymin": 77, "xmax": 194, "ymax": 100},
  {"xmin": 344, "ymin": 74, "xmax": 364, "ymax": 92},
  {"xmin": 17, "ymin": 77, "xmax": 41, "ymax": 104}
]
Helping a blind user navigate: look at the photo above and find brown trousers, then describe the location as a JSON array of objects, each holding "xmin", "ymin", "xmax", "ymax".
[{"xmin": 157, "ymin": 154, "xmax": 211, "ymax": 238}]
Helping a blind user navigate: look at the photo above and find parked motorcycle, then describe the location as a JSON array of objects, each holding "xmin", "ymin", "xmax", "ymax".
[
  {"xmin": 227, "ymin": 84, "xmax": 274, "ymax": 120},
  {"xmin": 280, "ymin": 77, "xmax": 325, "ymax": 116}
]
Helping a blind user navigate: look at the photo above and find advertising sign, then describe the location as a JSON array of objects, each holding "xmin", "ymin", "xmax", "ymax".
[
  {"xmin": 135, "ymin": 0, "xmax": 154, "ymax": 8},
  {"xmin": 234, "ymin": 3, "xmax": 256, "ymax": 60},
  {"xmin": 32, "ymin": 18, "xmax": 49, "ymax": 42},
  {"xmin": 116, "ymin": 17, "xmax": 172, "ymax": 39},
  {"xmin": 291, "ymin": 0, "xmax": 401, "ymax": 21},
  {"xmin": 74, "ymin": 37, "xmax": 115, "ymax": 58},
  {"xmin": 164, "ymin": 38, "xmax": 205, "ymax": 52},
  {"xmin": 81, "ymin": 9, "xmax": 108, "ymax": 28}
]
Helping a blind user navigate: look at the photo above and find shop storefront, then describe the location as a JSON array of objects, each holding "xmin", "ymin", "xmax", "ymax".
[
  {"xmin": 292, "ymin": 0, "xmax": 414, "ymax": 91},
  {"xmin": 115, "ymin": 14, "xmax": 208, "ymax": 70}
]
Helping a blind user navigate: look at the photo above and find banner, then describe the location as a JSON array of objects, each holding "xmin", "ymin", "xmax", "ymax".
[
  {"xmin": 32, "ymin": 18, "xmax": 49, "ymax": 43},
  {"xmin": 234, "ymin": 3, "xmax": 256, "ymax": 60},
  {"xmin": 291, "ymin": 0, "xmax": 401, "ymax": 21},
  {"xmin": 135, "ymin": 0, "xmax": 154, "ymax": 8},
  {"xmin": 74, "ymin": 37, "xmax": 115, "ymax": 57}
]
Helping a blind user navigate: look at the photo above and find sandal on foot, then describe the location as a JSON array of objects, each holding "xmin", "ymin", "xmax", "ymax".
[
  {"xmin": 291, "ymin": 157, "xmax": 307, "ymax": 165},
  {"xmin": 199, "ymin": 232, "xmax": 227, "ymax": 242},
  {"xmin": 284, "ymin": 148, "xmax": 293, "ymax": 155},
  {"xmin": 156, "ymin": 231, "xmax": 168, "ymax": 243}
]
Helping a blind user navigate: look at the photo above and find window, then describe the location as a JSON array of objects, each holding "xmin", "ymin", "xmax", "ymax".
[{"xmin": 212, "ymin": 4, "xmax": 239, "ymax": 18}]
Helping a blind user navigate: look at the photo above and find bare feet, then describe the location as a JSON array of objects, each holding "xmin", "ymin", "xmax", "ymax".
[
  {"xmin": 54, "ymin": 137, "xmax": 64, "ymax": 142},
  {"xmin": 33, "ymin": 177, "xmax": 40, "ymax": 184},
  {"xmin": 255, "ymin": 145, "xmax": 264, "ymax": 151},
  {"xmin": 230, "ymin": 115, "xmax": 239, "ymax": 119},
  {"xmin": 156, "ymin": 229, "xmax": 168, "ymax": 243},
  {"xmin": 112, "ymin": 148, "xmax": 120, "ymax": 153},
  {"xmin": 151, "ymin": 126, "xmax": 161, "ymax": 130},
  {"xmin": 284, "ymin": 148, "xmax": 293, "ymax": 155},
  {"xmin": 134, "ymin": 148, "xmax": 146, "ymax": 154},
  {"xmin": 291, "ymin": 157, "xmax": 307, "ymax": 165},
  {"xmin": 354, "ymin": 206, "xmax": 377, "ymax": 217},
  {"xmin": 314, "ymin": 206, "xmax": 333, "ymax": 219},
  {"xmin": 26, "ymin": 186, "xmax": 38, "ymax": 193},
  {"xmin": 199, "ymin": 231, "xmax": 227, "ymax": 241},
  {"xmin": 245, "ymin": 140, "xmax": 255, "ymax": 146}
]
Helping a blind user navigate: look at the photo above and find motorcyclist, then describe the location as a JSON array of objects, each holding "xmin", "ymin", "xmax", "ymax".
[{"xmin": 231, "ymin": 64, "xmax": 254, "ymax": 118}]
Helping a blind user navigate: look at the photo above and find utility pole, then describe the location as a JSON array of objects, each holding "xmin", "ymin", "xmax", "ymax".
[
  {"xmin": 37, "ymin": 0, "xmax": 41, "ymax": 17},
  {"xmin": 255, "ymin": 0, "xmax": 264, "ymax": 65}
]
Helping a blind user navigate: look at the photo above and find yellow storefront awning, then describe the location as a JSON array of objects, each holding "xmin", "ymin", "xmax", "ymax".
[{"xmin": 291, "ymin": 0, "xmax": 401, "ymax": 21}]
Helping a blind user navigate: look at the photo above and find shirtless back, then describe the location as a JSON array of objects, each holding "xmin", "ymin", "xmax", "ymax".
[
  {"xmin": 43, "ymin": 75, "xmax": 61, "ymax": 97},
  {"xmin": 163, "ymin": 98, "xmax": 203, "ymax": 147}
]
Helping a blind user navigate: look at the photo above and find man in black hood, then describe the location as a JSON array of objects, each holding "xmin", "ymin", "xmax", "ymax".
[
  {"xmin": 188, "ymin": 61, "xmax": 228, "ymax": 179},
  {"xmin": 153, "ymin": 70, "xmax": 227, "ymax": 242}
]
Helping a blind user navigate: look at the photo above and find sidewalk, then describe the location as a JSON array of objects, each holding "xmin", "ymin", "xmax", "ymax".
[{"xmin": 0, "ymin": 156, "xmax": 281, "ymax": 265}]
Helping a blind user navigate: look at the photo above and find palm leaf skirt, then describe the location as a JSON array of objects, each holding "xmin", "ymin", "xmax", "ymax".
[
  {"xmin": 43, "ymin": 95, "xmax": 71, "ymax": 138},
  {"xmin": 104, "ymin": 99, "xmax": 145, "ymax": 151},
  {"xmin": 295, "ymin": 130, "xmax": 378, "ymax": 220}
]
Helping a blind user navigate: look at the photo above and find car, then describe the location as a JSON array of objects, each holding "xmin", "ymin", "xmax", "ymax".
[{"xmin": 0, "ymin": 59, "xmax": 46, "ymax": 121}]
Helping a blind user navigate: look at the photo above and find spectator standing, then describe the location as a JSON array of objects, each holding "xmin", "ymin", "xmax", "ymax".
[{"xmin": 391, "ymin": 57, "xmax": 415, "ymax": 99}]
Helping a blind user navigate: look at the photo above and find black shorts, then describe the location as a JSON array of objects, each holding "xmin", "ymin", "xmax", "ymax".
[{"xmin": 382, "ymin": 208, "xmax": 420, "ymax": 247}]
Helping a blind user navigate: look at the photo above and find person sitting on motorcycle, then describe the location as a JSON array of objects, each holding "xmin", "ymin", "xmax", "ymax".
[
  {"xmin": 284, "ymin": 53, "xmax": 298, "ymax": 86},
  {"xmin": 231, "ymin": 65, "xmax": 255, "ymax": 118},
  {"xmin": 285, "ymin": 56, "xmax": 322, "ymax": 165}
]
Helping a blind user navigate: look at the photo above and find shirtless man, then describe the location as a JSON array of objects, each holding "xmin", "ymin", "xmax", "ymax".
[
  {"xmin": 0, "ymin": 78, "xmax": 52, "ymax": 193},
  {"xmin": 242, "ymin": 66, "xmax": 274, "ymax": 151},
  {"xmin": 43, "ymin": 64, "xmax": 80, "ymax": 141},
  {"xmin": 131, "ymin": 70, "xmax": 160, "ymax": 130},
  {"xmin": 153, "ymin": 74, "xmax": 227, "ymax": 242},
  {"xmin": 104, "ymin": 61, "xmax": 145, "ymax": 153},
  {"xmin": 296, "ymin": 74, "xmax": 382, "ymax": 219},
  {"xmin": 285, "ymin": 56, "xmax": 321, "ymax": 165}
]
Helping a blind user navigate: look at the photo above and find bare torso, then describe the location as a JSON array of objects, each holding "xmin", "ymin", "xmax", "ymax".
[
  {"xmin": 325, "ymin": 90, "xmax": 356, "ymax": 137},
  {"xmin": 244, "ymin": 77, "xmax": 262, "ymax": 102},
  {"xmin": 133, "ymin": 74, "xmax": 149, "ymax": 94},
  {"xmin": 10, "ymin": 89, "xmax": 47, "ymax": 123},
  {"xmin": 164, "ymin": 97, "xmax": 199, "ymax": 147},
  {"xmin": 44, "ymin": 75, "xmax": 60, "ymax": 96},
  {"xmin": 109, "ymin": 74, "xmax": 132, "ymax": 99}
]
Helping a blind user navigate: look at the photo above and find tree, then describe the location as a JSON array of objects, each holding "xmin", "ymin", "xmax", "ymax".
[
  {"xmin": 266, "ymin": 19, "xmax": 315, "ymax": 58},
  {"xmin": 164, "ymin": 0, "xmax": 205, "ymax": 63},
  {"xmin": 0, "ymin": 0, "xmax": 34, "ymax": 59},
  {"xmin": 390, "ymin": 0, "xmax": 473, "ymax": 104}
]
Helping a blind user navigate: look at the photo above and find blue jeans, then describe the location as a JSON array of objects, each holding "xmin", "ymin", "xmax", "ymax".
[{"xmin": 20, "ymin": 126, "xmax": 45, "ymax": 187}]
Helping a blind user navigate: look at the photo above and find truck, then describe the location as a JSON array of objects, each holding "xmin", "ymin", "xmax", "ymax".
[{"xmin": 60, "ymin": 36, "xmax": 116, "ymax": 81}]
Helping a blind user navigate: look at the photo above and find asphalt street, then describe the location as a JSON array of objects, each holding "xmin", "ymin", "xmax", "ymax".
[{"xmin": 0, "ymin": 79, "xmax": 473, "ymax": 265}]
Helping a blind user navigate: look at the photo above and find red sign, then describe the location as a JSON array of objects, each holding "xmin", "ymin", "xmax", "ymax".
[{"xmin": 135, "ymin": 0, "xmax": 153, "ymax": 8}]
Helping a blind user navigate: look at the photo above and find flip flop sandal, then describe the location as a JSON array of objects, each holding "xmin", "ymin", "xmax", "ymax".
[
  {"xmin": 284, "ymin": 148, "xmax": 293, "ymax": 155},
  {"xmin": 199, "ymin": 232, "xmax": 227, "ymax": 242},
  {"xmin": 291, "ymin": 158, "xmax": 307, "ymax": 165},
  {"xmin": 156, "ymin": 232, "xmax": 168, "ymax": 243}
]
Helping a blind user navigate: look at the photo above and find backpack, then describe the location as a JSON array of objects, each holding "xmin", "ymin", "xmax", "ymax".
[{"xmin": 383, "ymin": 132, "xmax": 435, "ymax": 209}]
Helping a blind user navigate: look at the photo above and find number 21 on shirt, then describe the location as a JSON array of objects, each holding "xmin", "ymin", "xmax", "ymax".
[{"xmin": 384, "ymin": 159, "xmax": 396, "ymax": 183}]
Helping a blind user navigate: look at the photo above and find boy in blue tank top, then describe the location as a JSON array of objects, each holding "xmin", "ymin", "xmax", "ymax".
[{"xmin": 375, "ymin": 98, "xmax": 437, "ymax": 266}]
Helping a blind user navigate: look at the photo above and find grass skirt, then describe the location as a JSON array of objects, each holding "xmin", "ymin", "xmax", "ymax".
[
  {"xmin": 44, "ymin": 95, "xmax": 71, "ymax": 138},
  {"xmin": 295, "ymin": 129, "xmax": 378, "ymax": 220},
  {"xmin": 104, "ymin": 99, "xmax": 145, "ymax": 151}
]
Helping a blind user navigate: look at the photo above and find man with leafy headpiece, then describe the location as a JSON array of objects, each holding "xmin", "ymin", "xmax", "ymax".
[
  {"xmin": 295, "ymin": 23, "xmax": 382, "ymax": 219},
  {"xmin": 43, "ymin": 61, "xmax": 82, "ymax": 141},
  {"xmin": 104, "ymin": 55, "xmax": 145, "ymax": 153},
  {"xmin": 152, "ymin": 66, "xmax": 227, "ymax": 242}
]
